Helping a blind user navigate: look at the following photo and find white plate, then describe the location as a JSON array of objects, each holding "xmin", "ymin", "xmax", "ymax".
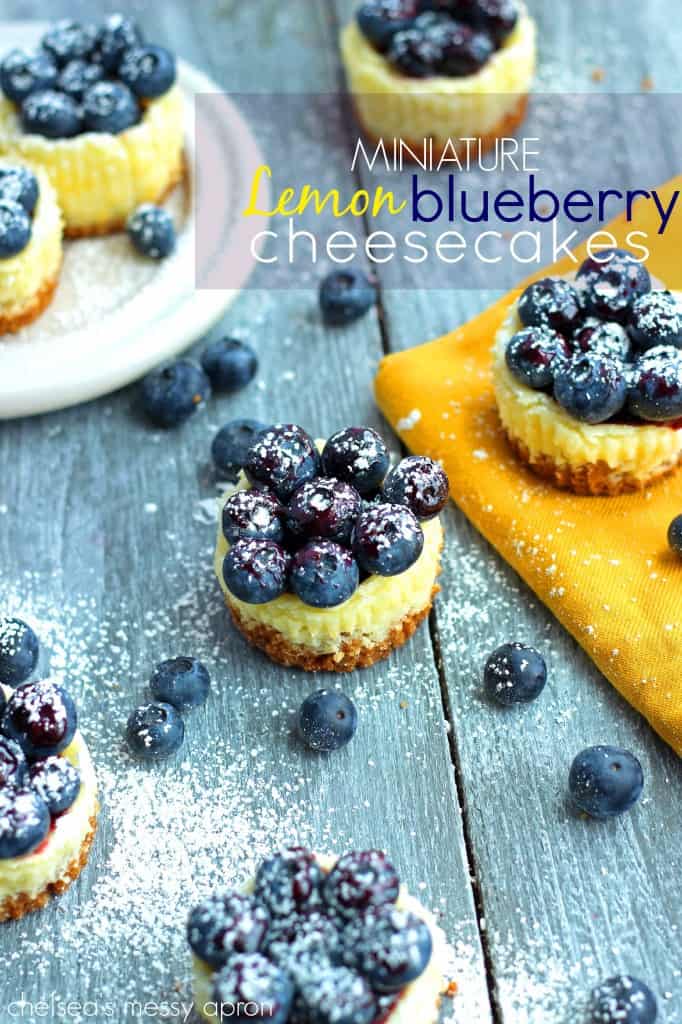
[{"xmin": 0, "ymin": 22, "xmax": 268, "ymax": 419}]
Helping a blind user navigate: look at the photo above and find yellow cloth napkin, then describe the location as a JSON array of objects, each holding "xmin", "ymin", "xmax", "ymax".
[{"xmin": 375, "ymin": 177, "xmax": 682, "ymax": 755}]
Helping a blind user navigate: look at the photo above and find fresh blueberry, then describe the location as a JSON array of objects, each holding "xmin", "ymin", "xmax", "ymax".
[
  {"xmin": 0, "ymin": 788, "xmax": 50, "ymax": 859},
  {"xmin": 344, "ymin": 907, "xmax": 432, "ymax": 992},
  {"xmin": 286, "ymin": 478, "xmax": 362, "ymax": 545},
  {"xmin": 212, "ymin": 420, "xmax": 268, "ymax": 480},
  {"xmin": 222, "ymin": 490, "xmax": 285, "ymax": 546},
  {"xmin": 118, "ymin": 44, "xmax": 177, "ymax": 99},
  {"xmin": 244, "ymin": 424, "xmax": 321, "ymax": 501},
  {"xmin": 294, "ymin": 966, "xmax": 376, "ymax": 1024},
  {"xmin": 0, "ymin": 736, "xmax": 28, "ymax": 790},
  {"xmin": 223, "ymin": 539, "xmax": 290, "ymax": 604},
  {"xmin": 298, "ymin": 690, "xmax": 358, "ymax": 752},
  {"xmin": 627, "ymin": 345, "xmax": 682, "ymax": 422},
  {"xmin": 149, "ymin": 657, "xmax": 210, "ymax": 711},
  {"xmin": 93, "ymin": 14, "xmax": 143, "ymax": 73},
  {"xmin": 21, "ymin": 89, "xmax": 83, "ymax": 139},
  {"xmin": 323, "ymin": 849, "xmax": 400, "ymax": 919},
  {"xmin": 2, "ymin": 680, "xmax": 77, "ymax": 760},
  {"xmin": 667, "ymin": 514, "xmax": 682, "ymax": 556},
  {"xmin": 589, "ymin": 976, "xmax": 657, "ymax": 1024},
  {"xmin": 469, "ymin": 0, "xmax": 519, "ymax": 46},
  {"xmin": 290, "ymin": 540, "xmax": 360, "ymax": 609},
  {"xmin": 213, "ymin": 953, "xmax": 293, "ymax": 1024},
  {"xmin": 577, "ymin": 249, "xmax": 651, "ymax": 324},
  {"xmin": 352, "ymin": 503, "xmax": 424, "ymax": 577},
  {"xmin": 434, "ymin": 17, "xmax": 495, "ymax": 75},
  {"xmin": 265, "ymin": 909, "xmax": 343, "ymax": 984},
  {"xmin": 569, "ymin": 745, "xmax": 643, "ymax": 819},
  {"xmin": 82, "ymin": 80, "xmax": 140, "ymax": 134},
  {"xmin": 518, "ymin": 279, "xmax": 582, "ymax": 337},
  {"xmin": 0, "ymin": 199, "xmax": 31, "ymax": 258},
  {"xmin": 572, "ymin": 320, "xmax": 631, "ymax": 362},
  {"xmin": 29, "ymin": 756, "xmax": 81, "ymax": 815},
  {"xmin": 0, "ymin": 617, "xmax": 39, "ymax": 687},
  {"xmin": 357, "ymin": 0, "xmax": 419, "ymax": 52},
  {"xmin": 322, "ymin": 427, "xmax": 390, "ymax": 495},
  {"xmin": 505, "ymin": 326, "xmax": 570, "ymax": 391},
  {"xmin": 127, "ymin": 203, "xmax": 175, "ymax": 259},
  {"xmin": 387, "ymin": 15, "xmax": 445, "ymax": 76},
  {"xmin": 57, "ymin": 58, "xmax": 103, "ymax": 101},
  {"xmin": 125, "ymin": 702, "xmax": 184, "ymax": 760},
  {"xmin": 201, "ymin": 338, "xmax": 258, "ymax": 392},
  {"xmin": 0, "ymin": 166, "xmax": 39, "ymax": 216},
  {"xmin": 0, "ymin": 49, "xmax": 58, "ymax": 103},
  {"xmin": 140, "ymin": 360, "xmax": 211, "ymax": 428},
  {"xmin": 382, "ymin": 456, "xmax": 449, "ymax": 521},
  {"xmin": 255, "ymin": 848, "xmax": 324, "ymax": 918},
  {"xmin": 628, "ymin": 290, "xmax": 682, "ymax": 351},
  {"xmin": 319, "ymin": 270, "xmax": 375, "ymax": 326},
  {"xmin": 554, "ymin": 353, "xmax": 627, "ymax": 424},
  {"xmin": 41, "ymin": 20, "xmax": 96, "ymax": 67},
  {"xmin": 187, "ymin": 891, "xmax": 270, "ymax": 968},
  {"xmin": 483, "ymin": 642, "xmax": 547, "ymax": 705}
]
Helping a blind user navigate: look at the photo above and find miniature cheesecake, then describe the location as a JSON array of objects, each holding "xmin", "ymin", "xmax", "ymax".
[
  {"xmin": 340, "ymin": 0, "xmax": 536, "ymax": 159},
  {"xmin": 0, "ymin": 679, "xmax": 98, "ymax": 922},
  {"xmin": 214, "ymin": 425, "xmax": 448, "ymax": 672},
  {"xmin": 0, "ymin": 16, "xmax": 184, "ymax": 237},
  {"xmin": 189, "ymin": 848, "xmax": 448, "ymax": 1024},
  {"xmin": 0, "ymin": 160, "xmax": 62, "ymax": 333},
  {"xmin": 493, "ymin": 250, "xmax": 682, "ymax": 495}
]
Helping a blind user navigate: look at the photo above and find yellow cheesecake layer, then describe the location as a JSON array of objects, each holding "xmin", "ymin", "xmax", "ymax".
[
  {"xmin": 340, "ymin": 8, "xmax": 536, "ymax": 146},
  {"xmin": 0, "ymin": 85, "xmax": 184, "ymax": 235},
  {"xmin": 193, "ymin": 854, "xmax": 447, "ymax": 1024},
  {"xmin": 493, "ymin": 300, "xmax": 682, "ymax": 482}
]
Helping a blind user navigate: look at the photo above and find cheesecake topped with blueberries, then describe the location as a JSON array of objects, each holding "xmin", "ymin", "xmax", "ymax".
[
  {"xmin": 493, "ymin": 249, "xmax": 682, "ymax": 494},
  {"xmin": 340, "ymin": 0, "xmax": 536, "ymax": 158},
  {"xmin": 214, "ymin": 424, "xmax": 449, "ymax": 672},
  {"xmin": 0, "ymin": 15, "xmax": 184, "ymax": 236},
  {"xmin": 188, "ymin": 847, "xmax": 447, "ymax": 1024}
]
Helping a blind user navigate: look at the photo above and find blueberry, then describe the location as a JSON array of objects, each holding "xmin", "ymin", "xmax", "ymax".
[
  {"xmin": 0, "ymin": 166, "xmax": 39, "ymax": 216},
  {"xmin": 469, "ymin": 0, "xmax": 519, "ymax": 46},
  {"xmin": 255, "ymin": 848, "xmax": 324, "ymax": 917},
  {"xmin": 0, "ymin": 617, "xmax": 39, "ymax": 687},
  {"xmin": 213, "ymin": 953, "xmax": 293, "ymax": 1024},
  {"xmin": 118, "ymin": 44, "xmax": 177, "ymax": 99},
  {"xmin": 0, "ymin": 788, "xmax": 50, "ymax": 859},
  {"xmin": 572, "ymin": 320, "xmax": 631, "ymax": 362},
  {"xmin": 126, "ymin": 702, "xmax": 184, "ymax": 760},
  {"xmin": 127, "ymin": 203, "xmax": 175, "ymax": 260},
  {"xmin": 344, "ymin": 907, "xmax": 432, "ymax": 992},
  {"xmin": 223, "ymin": 539, "xmax": 290, "ymax": 604},
  {"xmin": 518, "ymin": 279, "xmax": 582, "ymax": 337},
  {"xmin": 387, "ymin": 15, "xmax": 445, "ymax": 76},
  {"xmin": 265, "ymin": 909, "xmax": 343, "ymax": 984},
  {"xmin": 29, "ymin": 756, "xmax": 81, "ymax": 815},
  {"xmin": 21, "ymin": 89, "xmax": 83, "ymax": 139},
  {"xmin": 434, "ymin": 18, "xmax": 495, "ymax": 76},
  {"xmin": 577, "ymin": 249, "xmax": 651, "ymax": 324},
  {"xmin": 0, "ymin": 736, "xmax": 28, "ymax": 790},
  {"xmin": 286, "ymin": 478, "xmax": 362, "ymax": 546},
  {"xmin": 352, "ymin": 503, "xmax": 424, "ymax": 577},
  {"xmin": 92, "ymin": 14, "xmax": 143, "ymax": 73},
  {"xmin": 505, "ymin": 326, "xmax": 570, "ymax": 391},
  {"xmin": 668, "ymin": 514, "xmax": 682, "ymax": 556},
  {"xmin": 42, "ymin": 20, "xmax": 96, "ymax": 67},
  {"xmin": 357, "ymin": 0, "xmax": 419, "ymax": 52},
  {"xmin": 627, "ymin": 345, "xmax": 682, "ymax": 422},
  {"xmin": 149, "ymin": 657, "xmax": 210, "ymax": 711},
  {"xmin": 323, "ymin": 850, "xmax": 400, "ymax": 919},
  {"xmin": 212, "ymin": 420, "xmax": 269, "ymax": 479},
  {"xmin": 589, "ymin": 975, "xmax": 657, "ymax": 1024},
  {"xmin": 382, "ymin": 456, "xmax": 449, "ymax": 521},
  {"xmin": 0, "ymin": 199, "xmax": 31, "ymax": 259},
  {"xmin": 554, "ymin": 353, "xmax": 627, "ymax": 424},
  {"xmin": 140, "ymin": 360, "xmax": 211, "ymax": 428},
  {"xmin": 319, "ymin": 270, "xmax": 375, "ymax": 326},
  {"xmin": 483, "ymin": 642, "xmax": 547, "ymax": 705},
  {"xmin": 290, "ymin": 540, "xmax": 360, "ymax": 609},
  {"xmin": 295, "ymin": 966, "xmax": 376, "ymax": 1024},
  {"xmin": 222, "ymin": 490, "xmax": 285, "ymax": 545},
  {"xmin": 82, "ymin": 80, "xmax": 140, "ymax": 134},
  {"xmin": 201, "ymin": 338, "xmax": 258, "ymax": 392},
  {"xmin": 187, "ymin": 891, "xmax": 270, "ymax": 968},
  {"xmin": 628, "ymin": 290, "xmax": 682, "ymax": 352},
  {"xmin": 244, "ymin": 424, "xmax": 321, "ymax": 501},
  {"xmin": 569, "ymin": 745, "xmax": 643, "ymax": 819},
  {"xmin": 57, "ymin": 58, "xmax": 103, "ymax": 101},
  {"xmin": 0, "ymin": 49, "xmax": 58, "ymax": 103},
  {"xmin": 2, "ymin": 680, "xmax": 77, "ymax": 760},
  {"xmin": 322, "ymin": 427, "xmax": 390, "ymax": 495},
  {"xmin": 298, "ymin": 690, "xmax": 358, "ymax": 752}
]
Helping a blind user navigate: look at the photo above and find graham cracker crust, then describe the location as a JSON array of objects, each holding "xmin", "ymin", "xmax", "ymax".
[
  {"xmin": 0, "ymin": 809, "xmax": 98, "ymax": 923},
  {"xmin": 505, "ymin": 430, "xmax": 682, "ymax": 496},
  {"xmin": 0, "ymin": 262, "xmax": 61, "ymax": 334}
]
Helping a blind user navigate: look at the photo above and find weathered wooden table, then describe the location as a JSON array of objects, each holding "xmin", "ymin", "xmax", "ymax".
[{"xmin": 1, "ymin": 2, "xmax": 681, "ymax": 1022}]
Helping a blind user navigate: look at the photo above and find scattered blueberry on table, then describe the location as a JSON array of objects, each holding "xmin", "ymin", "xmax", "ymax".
[
  {"xmin": 149, "ymin": 657, "xmax": 211, "ymax": 711},
  {"xmin": 667, "ymin": 514, "xmax": 682, "ymax": 556},
  {"xmin": 569, "ymin": 745, "xmax": 644, "ymax": 819},
  {"xmin": 212, "ymin": 419, "xmax": 268, "ymax": 479},
  {"xmin": 125, "ymin": 701, "xmax": 185, "ymax": 760},
  {"xmin": 140, "ymin": 359, "xmax": 211, "ymax": 427},
  {"xmin": 201, "ymin": 338, "xmax": 258, "ymax": 393},
  {"xmin": 589, "ymin": 975, "xmax": 658, "ymax": 1024},
  {"xmin": 0, "ymin": 617, "xmax": 39, "ymax": 687},
  {"xmin": 319, "ymin": 269, "xmax": 375, "ymax": 326},
  {"xmin": 483, "ymin": 642, "xmax": 547, "ymax": 706},
  {"xmin": 298, "ymin": 689, "xmax": 358, "ymax": 751},
  {"xmin": 127, "ymin": 203, "xmax": 176, "ymax": 260}
]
